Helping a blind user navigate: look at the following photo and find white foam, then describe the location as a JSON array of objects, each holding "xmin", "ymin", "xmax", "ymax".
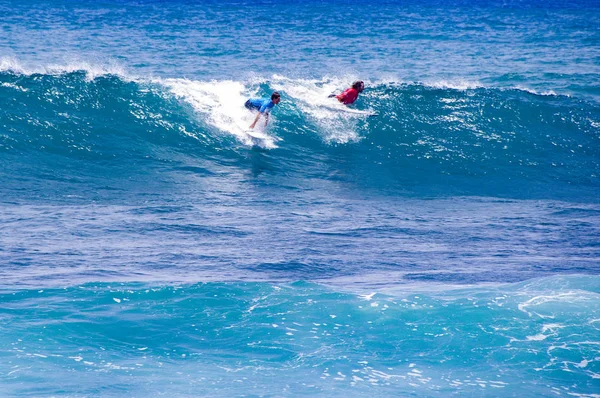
[
  {"xmin": 359, "ymin": 292, "xmax": 376, "ymax": 301},
  {"xmin": 526, "ymin": 334, "xmax": 548, "ymax": 341},
  {"xmin": 270, "ymin": 76, "xmax": 366, "ymax": 144},
  {"xmin": 1, "ymin": 82, "xmax": 28, "ymax": 92},
  {"xmin": 515, "ymin": 85, "xmax": 563, "ymax": 97},
  {"xmin": 161, "ymin": 78, "xmax": 278, "ymax": 148},
  {"xmin": 0, "ymin": 57, "xmax": 129, "ymax": 81},
  {"xmin": 423, "ymin": 79, "xmax": 482, "ymax": 91},
  {"xmin": 542, "ymin": 323, "xmax": 565, "ymax": 333},
  {"xmin": 518, "ymin": 292, "xmax": 584, "ymax": 317}
]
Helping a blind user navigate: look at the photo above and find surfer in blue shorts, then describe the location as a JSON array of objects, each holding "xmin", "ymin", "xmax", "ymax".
[{"xmin": 245, "ymin": 91, "xmax": 281, "ymax": 129}]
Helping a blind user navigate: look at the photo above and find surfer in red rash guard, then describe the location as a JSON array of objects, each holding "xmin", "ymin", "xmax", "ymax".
[{"xmin": 329, "ymin": 80, "xmax": 365, "ymax": 105}]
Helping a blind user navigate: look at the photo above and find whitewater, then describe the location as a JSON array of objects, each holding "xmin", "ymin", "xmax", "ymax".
[{"xmin": 1, "ymin": 0, "xmax": 599, "ymax": 396}]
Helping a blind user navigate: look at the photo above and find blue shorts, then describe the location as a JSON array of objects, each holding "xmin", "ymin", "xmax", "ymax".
[{"xmin": 244, "ymin": 100, "xmax": 259, "ymax": 111}]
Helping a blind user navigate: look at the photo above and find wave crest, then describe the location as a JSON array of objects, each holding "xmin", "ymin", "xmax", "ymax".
[{"xmin": 1, "ymin": 68, "xmax": 598, "ymax": 200}]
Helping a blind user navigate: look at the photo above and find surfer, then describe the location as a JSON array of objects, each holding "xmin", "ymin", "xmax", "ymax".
[
  {"xmin": 329, "ymin": 80, "xmax": 364, "ymax": 105},
  {"xmin": 245, "ymin": 92, "xmax": 281, "ymax": 129}
]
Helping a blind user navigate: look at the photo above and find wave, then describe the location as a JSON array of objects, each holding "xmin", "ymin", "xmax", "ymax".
[
  {"xmin": 1, "ymin": 275, "xmax": 599, "ymax": 396},
  {"xmin": 0, "ymin": 67, "xmax": 598, "ymax": 201},
  {"xmin": 0, "ymin": 57, "xmax": 129, "ymax": 81}
]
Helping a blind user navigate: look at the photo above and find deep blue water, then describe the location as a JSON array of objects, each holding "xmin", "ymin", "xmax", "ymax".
[{"xmin": 1, "ymin": 0, "xmax": 599, "ymax": 396}]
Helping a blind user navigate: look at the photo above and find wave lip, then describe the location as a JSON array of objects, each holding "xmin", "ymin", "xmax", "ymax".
[{"xmin": 0, "ymin": 57, "xmax": 130, "ymax": 80}]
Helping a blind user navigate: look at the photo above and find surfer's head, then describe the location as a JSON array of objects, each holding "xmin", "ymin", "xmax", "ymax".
[
  {"xmin": 271, "ymin": 92, "xmax": 281, "ymax": 104},
  {"xmin": 352, "ymin": 81, "xmax": 365, "ymax": 93}
]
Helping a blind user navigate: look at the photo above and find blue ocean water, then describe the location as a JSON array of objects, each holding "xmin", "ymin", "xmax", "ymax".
[{"xmin": 1, "ymin": 0, "xmax": 599, "ymax": 396}]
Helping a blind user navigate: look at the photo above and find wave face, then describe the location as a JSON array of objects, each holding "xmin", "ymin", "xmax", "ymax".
[
  {"xmin": 1, "ymin": 70, "xmax": 598, "ymax": 202},
  {"xmin": 1, "ymin": 276, "xmax": 599, "ymax": 397}
]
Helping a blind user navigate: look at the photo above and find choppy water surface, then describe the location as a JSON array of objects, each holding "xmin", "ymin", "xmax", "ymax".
[{"xmin": 1, "ymin": 0, "xmax": 599, "ymax": 396}]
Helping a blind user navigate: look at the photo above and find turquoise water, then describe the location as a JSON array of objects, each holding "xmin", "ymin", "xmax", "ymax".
[
  {"xmin": 1, "ymin": 0, "xmax": 599, "ymax": 396},
  {"xmin": 2, "ymin": 277, "xmax": 599, "ymax": 396}
]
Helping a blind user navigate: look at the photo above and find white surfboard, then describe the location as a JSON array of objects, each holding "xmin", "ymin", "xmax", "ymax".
[
  {"xmin": 243, "ymin": 129, "xmax": 277, "ymax": 148},
  {"xmin": 322, "ymin": 100, "xmax": 378, "ymax": 117},
  {"xmin": 245, "ymin": 129, "xmax": 268, "ymax": 140},
  {"xmin": 335, "ymin": 107, "xmax": 378, "ymax": 117}
]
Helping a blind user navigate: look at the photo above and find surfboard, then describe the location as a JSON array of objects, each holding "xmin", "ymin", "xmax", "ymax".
[
  {"xmin": 336, "ymin": 108, "xmax": 378, "ymax": 117},
  {"xmin": 322, "ymin": 101, "xmax": 378, "ymax": 117},
  {"xmin": 243, "ymin": 129, "xmax": 274, "ymax": 148},
  {"xmin": 245, "ymin": 129, "xmax": 269, "ymax": 140}
]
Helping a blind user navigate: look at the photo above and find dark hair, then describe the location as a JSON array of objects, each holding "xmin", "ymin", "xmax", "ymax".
[
  {"xmin": 352, "ymin": 81, "xmax": 364, "ymax": 92},
  {"xmin": 271, "ymin": 92, "xmax": 280, "ymax": 100}
]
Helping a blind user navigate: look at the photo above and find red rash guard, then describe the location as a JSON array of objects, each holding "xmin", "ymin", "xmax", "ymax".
[{"xmin": 336, "ymin": 88, "xmax": 359, "ymax": 105}]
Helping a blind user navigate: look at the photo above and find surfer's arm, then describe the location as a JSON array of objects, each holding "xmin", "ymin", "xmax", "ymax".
[{"xmin": 249, "ymin": 112, "xmax": 262, "ymax": 129}]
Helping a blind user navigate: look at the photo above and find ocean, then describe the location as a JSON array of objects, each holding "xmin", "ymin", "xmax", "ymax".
[{"xmin": 0, "ymin": 0, "xmax": 599, "ymax": 396}]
